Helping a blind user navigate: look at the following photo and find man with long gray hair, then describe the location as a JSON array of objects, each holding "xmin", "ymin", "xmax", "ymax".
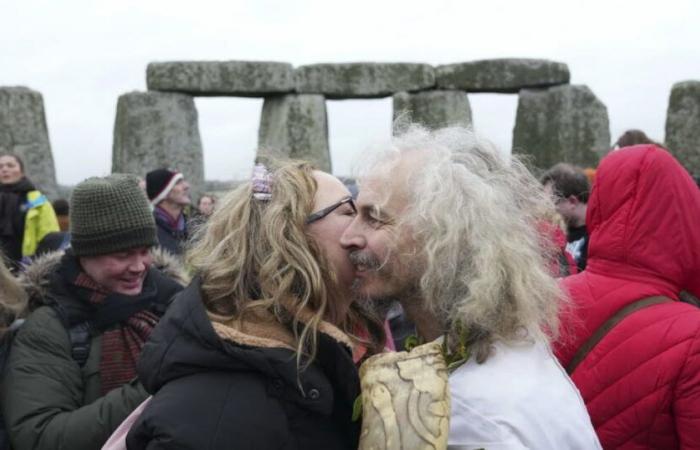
[{"xmin": 342, "ymin": 126, "xmax": 600, "ymax": 449}]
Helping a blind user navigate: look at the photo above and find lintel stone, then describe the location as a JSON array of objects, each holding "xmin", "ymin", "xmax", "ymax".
[
  {"xmin": 147, "ymin": 61, "xmax": 295, "ymax": 97},
  {"xmin": 295, "ymin": 63, "xmax": 435, "ymax": 99},
  {"xmin": 436, "ymin": 59, "xmax": 570, "ymax": 93}
]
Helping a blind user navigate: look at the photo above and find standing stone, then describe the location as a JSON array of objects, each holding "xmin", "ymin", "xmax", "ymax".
[
  {"xmin": 393, "ymin": 90, "xmax": 472, "ymax": 131},
  {"xmin": 258, "ymin": 94, "xmax": 331, "ymax": 171},
  {"xmin": 0, "ymin": 87, "xmax": 58, "ymax": 198},
  {"xmin": 436, "ymin": 59, "xmax": 570, "ymax": 93},
  {"xmin": 665, "ymin": 81, "xmax": 700, "ymax": 173},
  {"xmin": 513, "ymin": 85, "xmax": 610, "ymax": 169},
  {"xmin": 147, "ymin": 61, "xmax": 295, "ymax": 97},
  {"xmin": 112, "ymin": 91, "xmax": 204, "ymax": 199},
  {"xmin": 295, "ymin": 63, "xmax": 435, "ymax": 99}
]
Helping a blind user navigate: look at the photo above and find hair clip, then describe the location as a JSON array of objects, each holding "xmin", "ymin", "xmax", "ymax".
[{"xmin": 251, "ymin": 163, "xmax": 272, "ymax": 201}]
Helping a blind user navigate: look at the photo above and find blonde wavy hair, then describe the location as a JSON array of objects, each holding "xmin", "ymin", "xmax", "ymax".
[
  {"xmin": 360, "ymin": 125, "xmax": 564, "ymax": 362},
  {"xmin": 189, "ymin": 160, "xmax": 383, "ymax": 368},
  {"xmin": 0, "ymin": 252, "xmax": 26, "ymax": 333}
]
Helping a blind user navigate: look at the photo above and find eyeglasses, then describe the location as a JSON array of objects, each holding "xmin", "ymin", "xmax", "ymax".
[{"xmin": 306, "ymin": 196, "xmax": 356, "ymax": 224}]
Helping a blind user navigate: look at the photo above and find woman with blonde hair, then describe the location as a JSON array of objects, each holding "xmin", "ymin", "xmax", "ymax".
[{"xmin": 126, "ymin": 160, "xmax": 384, "ymax": 450}]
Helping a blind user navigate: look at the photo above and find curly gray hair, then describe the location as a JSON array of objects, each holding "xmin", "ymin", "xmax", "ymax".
[{"xmin": 358, "ymin": 125, "xmax": 564, "ymax": 362}]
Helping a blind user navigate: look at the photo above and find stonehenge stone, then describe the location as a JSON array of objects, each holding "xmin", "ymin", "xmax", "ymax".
[
  {"xmin": 0, "ymin": 87, "xmax": 58, "ymax": 198},
  {"xmin": 147, "ymin": 61, "xmax": 295, "ymax": 97},
  {"xmin": 112, "ymin": 91, "xmax": 205, "ymax": 198},
  {"xmin": 512, "ymin": 85, "xmax": 610, "ymax": 169},
  {"xmin": 258, "ymin": 94, "xmax": 331, "ymax": 171},
  {"xmin": 665, "ymin": 80, "xmax": 700, "ymax": 173},
  {"xmin": 436, "ymin": 59, "xmax": 570, "ymax": 93},
  {"xmin": 295, "ymin": 63, "xmax": 435, "ymax": 99},
  {"xmin": 392, "ymin": 90, "xmax": 472, "ymax": 131}
]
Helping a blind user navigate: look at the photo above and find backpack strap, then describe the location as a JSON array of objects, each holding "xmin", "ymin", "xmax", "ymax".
[
  {"xmin": 68, "ymin": 321, "xmax": 92, "ymax": 367},
  {"xmin": 566, "ymin": 295, "xmax": 672, "ymax": 375},
  {"xmin": 48, "ymin": 302, "xmax": 93, "ymax": 368}
]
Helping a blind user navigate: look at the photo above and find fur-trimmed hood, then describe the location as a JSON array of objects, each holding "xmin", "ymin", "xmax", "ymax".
[
  {"xmin": 17, "ymin": 247, "xmax": 190, "ymax": 315},
  {"xmin": 209, "ymin": 302, "xmax": 354, "ymax": 353}
]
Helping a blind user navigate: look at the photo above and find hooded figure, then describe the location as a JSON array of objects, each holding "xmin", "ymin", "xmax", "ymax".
[{"xmin": 553, "ymin": 144, "xmax": 700, "ymax": 449}]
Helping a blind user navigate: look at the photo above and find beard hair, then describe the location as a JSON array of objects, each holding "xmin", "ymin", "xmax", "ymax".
[
  {"xmin": 348, "ymin": 248, "xmax": 425, "ymax": 319},
  {"xmin": 351, "ymin": 276, "xmax": 422, "ymax": 321},
  {"xmin": 348, "ymin": 249, "xmax": 382, "ymax": 271}
]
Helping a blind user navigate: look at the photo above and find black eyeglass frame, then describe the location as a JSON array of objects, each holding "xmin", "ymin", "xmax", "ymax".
[{"xmin": 306, "ymin": 196, "xmax": 356, "ymax": 224}]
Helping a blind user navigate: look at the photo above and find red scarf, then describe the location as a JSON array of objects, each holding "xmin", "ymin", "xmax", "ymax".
[{"xmin": 74, "ymin": 272, "xmax": 159, "ymax": 394}]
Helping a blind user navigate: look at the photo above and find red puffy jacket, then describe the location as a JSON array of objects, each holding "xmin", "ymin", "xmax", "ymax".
[{"xmin": 553, "ymin": 145, "xmax": 700, "ymax": 449}]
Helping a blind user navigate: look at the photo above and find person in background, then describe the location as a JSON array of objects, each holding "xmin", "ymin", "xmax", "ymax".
[
  {"xmin": 582, "ymin": 167, "xmax": 596, "ymax": 186},
  {"xmin": 553, "ymin": 145, "xmax": 700, "ymax": 449},
  {"xmin": 146, "ymin": 169, "xmax": 190, "ymax": 257},
  {"xmin": 39, "ymin": 200, "xmax": 71, "ymax": 257},
  {"xmin": 541, "ymin": 163, "xmax": 591, "ymax": 271},
  {"xmin": 197, "ymin": 194, "xmax": 216, "ymax": 217},
  {"xmin": 126, "ymin": 161, "xmax": 384, "ymax": 450},
  {"xmin": 613, "ymin": 129, "xmax": 662, "ymax": 149},
  {"xmin": 189, "ymin": 194, "xmax": 216, "ymax": 235},
  {"xmin": 1, "ymin": 174, "xmax": 187, "ymax": 450},
  {"xmin": 51, "ymin": 198, "xmax": 70, "ymax": 232},
  {"xmin": 34, "ymin": 231, "xmax": 71, "ymax": 257},
  {"xmin": 0, "ymin": 153, "xmax": 59, "ymax": 269}
]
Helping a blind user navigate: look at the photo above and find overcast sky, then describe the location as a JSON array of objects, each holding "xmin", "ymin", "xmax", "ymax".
[{"xmin": 2, "ymin": 0, "xmax": 699, "ymax": 185}]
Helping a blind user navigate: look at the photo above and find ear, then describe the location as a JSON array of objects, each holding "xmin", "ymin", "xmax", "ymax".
[{"xmin": 567, "ymin": 195, "xmax": 580, "ymax": 205}]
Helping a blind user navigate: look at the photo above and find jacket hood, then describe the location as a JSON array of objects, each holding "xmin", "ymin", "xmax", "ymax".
[
  {"xmin": 586, "ymin": 145, "xmax": 700, "ymax": 296},
  {"xmin": 138, "ymin": 278, "xmax": 359, "ymax": 415},
  {"xmin": 18, "ymin": 247, "xmax": 190, "ymax": 314}
]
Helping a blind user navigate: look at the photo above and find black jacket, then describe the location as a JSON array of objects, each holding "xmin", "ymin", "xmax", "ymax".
[{"xmin": 126, "ymin": 280, "xmax": 361, "ymax": 450}]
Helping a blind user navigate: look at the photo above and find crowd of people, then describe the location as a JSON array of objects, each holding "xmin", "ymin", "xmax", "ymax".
[{"xmin": 0, "ymin": 125, "xmax": 698, "ymax": 450}]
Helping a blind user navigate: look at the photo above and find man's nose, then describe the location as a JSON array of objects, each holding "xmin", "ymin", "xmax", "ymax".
[{"xmin": 340, "ymin": 218, "xmax": 366, "ymax": 250}]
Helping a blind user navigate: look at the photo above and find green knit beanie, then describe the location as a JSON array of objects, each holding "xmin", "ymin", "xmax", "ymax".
[{"xmin": 70, "ymin": 174, "xmax": 157, "ymax": 256}]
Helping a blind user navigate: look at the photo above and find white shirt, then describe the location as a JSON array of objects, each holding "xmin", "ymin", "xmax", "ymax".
[{"xmin": 447, "ymin": 339, "xmax": 601, "ymax": 450}]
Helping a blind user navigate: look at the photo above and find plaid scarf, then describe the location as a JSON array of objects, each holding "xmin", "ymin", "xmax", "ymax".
[{"xmin": 70, "ymin": 269, "xmax": 160, "ymax": 394}]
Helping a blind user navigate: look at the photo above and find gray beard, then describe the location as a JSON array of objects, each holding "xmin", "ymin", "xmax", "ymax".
[{"xmin": 351, "ymin": 278, "xmax": 422, "ymax": 322}]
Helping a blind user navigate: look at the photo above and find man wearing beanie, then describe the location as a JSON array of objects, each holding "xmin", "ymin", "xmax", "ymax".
[
  {"xmin": 2, "ymin": 174, "xmax": 187, "ymax": 450},
  {"xmin": 146, "ymin": 168, "xmax": 191, "ymax": 256}
]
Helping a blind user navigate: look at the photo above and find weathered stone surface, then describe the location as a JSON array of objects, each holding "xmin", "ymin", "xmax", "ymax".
[
  {"xmin": 393, "ymin": 90, "xmax": 472, "ymax": 131},
  {"xmin": 665, "ymin": 81, "xmax": 700, "ymax": 173},
  {"xmin": 436, "ymin": 59, "xmax": 570, "ymax": 93},
  {"xmin": 147, "ymin": 61, "xmax": 295, "ymax": 97},
  {"xmin": 258, "ymin": 94, "xmax": 330, "ymax": 171},
  {"xmin": 512, "ymin": 85, "xmax": 610, "ymax": 169},
  {"xmin": 0, "ymin": 87, "xmax": 58, "ymax": 198},
  {"xmin": 295, "ymin": 63, "xmax": 435, "ymax": 99},
  {"xmin": 112, "ymin": 91, "xmax": 204, "ymax": 198}
]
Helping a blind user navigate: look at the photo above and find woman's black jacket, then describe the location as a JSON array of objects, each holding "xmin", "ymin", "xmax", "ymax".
[{"xmin": 126, "ymin": 279, "xmax": 361, "ymax": 450}]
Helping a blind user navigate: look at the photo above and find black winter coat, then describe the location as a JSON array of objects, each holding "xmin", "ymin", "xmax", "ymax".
[{"xmin": 126, "ymin": 280, "xmax": 362, "ymax": 450}]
